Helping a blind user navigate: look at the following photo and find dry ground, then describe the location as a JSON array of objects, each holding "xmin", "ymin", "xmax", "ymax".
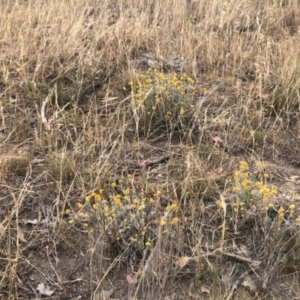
[{"xmin": 1, "ymin": 0, "xmax": 300, "ymax": 299}]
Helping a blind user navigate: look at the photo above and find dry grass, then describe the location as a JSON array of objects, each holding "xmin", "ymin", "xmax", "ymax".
[{"xmin": 1, "ymin": 0, "xmax": 300, "ymax": 299}]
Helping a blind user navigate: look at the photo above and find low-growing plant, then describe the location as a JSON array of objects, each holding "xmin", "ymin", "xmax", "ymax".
[
  {"xmin": 217, "ymin": 161, "xmax": 299, "ymax": 225},
  {"xmin": 67, "ymin": 175, "xmax": 180, "ymax": 255},
  {"xmin": 125, "ymin": 69, "xmax": 204, "ymax": 137}
]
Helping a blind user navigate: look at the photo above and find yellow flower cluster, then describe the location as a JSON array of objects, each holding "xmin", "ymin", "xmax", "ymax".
[
  {"xmin": 126, "ymin": 69, "xmax": 199, "ymax": 129},
  {"xmin": 160, "ymin": 203, "xmax": 179, "ymax": 227},
  {"xmin": 219, "ymin": 161, "xmax": 283, "ymax": 219},
  {"xmin": 67, "ymin": 177, "xmax": 180, "ymax": 250},
  {"xmin": 160, "ymin": 216, "xmax": 179, "ymax": 227},
  {"xmin": 216, "ymin": 161, "xmax": 300, "ymax": 223}
]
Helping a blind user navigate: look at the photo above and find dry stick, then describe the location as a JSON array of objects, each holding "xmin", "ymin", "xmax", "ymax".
[
  {"xmin": 198, "ymin": 249, "xmax": 261, "ymax": 267},
  {"xmin": 220, "ymin": 195, "xmax": 226, "ymax": 252},
  {"xmin": 41, "ymin": 87, "xmax": 55, "ymax": 131}
]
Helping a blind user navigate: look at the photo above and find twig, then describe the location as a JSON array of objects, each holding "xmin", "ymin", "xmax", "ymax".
[{"xmin": 41, "ymin": 88, "xmax": 55, "ymax": 131}]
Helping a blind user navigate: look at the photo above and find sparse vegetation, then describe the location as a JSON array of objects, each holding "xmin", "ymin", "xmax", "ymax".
[
  {"xmin": 70, "ymin": 178, "xmax": 179, "ymax": 253},
  {"xmin": 127, "ymin": 69, "xmax": 199, "ymax": 137},
  {"xmin": 1, "ymin": 0, "xmax": 300, "ymax": 299}
]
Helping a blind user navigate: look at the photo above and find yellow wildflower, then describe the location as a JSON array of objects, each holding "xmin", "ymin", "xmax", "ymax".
[
  {"xmin": 216, "ymin": 200, "xmax": 225, "ymax": 209},
  {"xmin": 232, "ymin": 186, "xmax": 240, "ymax": 192},
  {"xmin": 260, "ymin": 186, "xmax": 271, "ymax": 198},
  {"xmin": 153, "ymin": 191, "xmax": 161, "ymax": 197},
  {"xmin": 138, "ymin": 205, "xmax": 146, "ymax": 211},
  {"xmin": 242, "ymin": 179, "xmax": 252, "ymax": 190},
  {"xmin": 187, "ymin": 77, "xmax": 195, "ymax": 84},
  {"xmin": 149, "ymin": 197, "xmax": 155, "ymax": 203},
  {"xmin": 241, "ymin": 172, "xmax": 249, "ymax": 179},
  {"xmin": 171, "ymin": 217, "xmax": 179, "ymax": 224},
  {"xmin": 255, "ymin": 181, "xmax": 264, "ymax": 188},
  {"xmin": 289, "ymin": 204, "xmax": 296, "ymax": 210},
  {"xmin": 278, "ymin": 207, "xmax": 285, "ymax": 220},
  {"xmin": 92, "ymin": 204, "xmax": 99, "ymax": 210},
  {"xmin": 114, "ymin": 197, "xmax": 121, "ymax": 207},
  {"xmin": 123, "ymin": 188, "xmax": 130, "ymax": 196},
  {"xmin": 239, "ymin": 161, "xmax": 249, "ymax": 171},
  {"xmin": 166, "ymin": 203, "xmax": 178, "ymax": 211},
  {"xmin": 160, "ymin": 219, "xmax": 167, "ymax": 226},
  {"xmin": 94, "ymin": 194, "xmax": 101, "ymax": 201}
]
